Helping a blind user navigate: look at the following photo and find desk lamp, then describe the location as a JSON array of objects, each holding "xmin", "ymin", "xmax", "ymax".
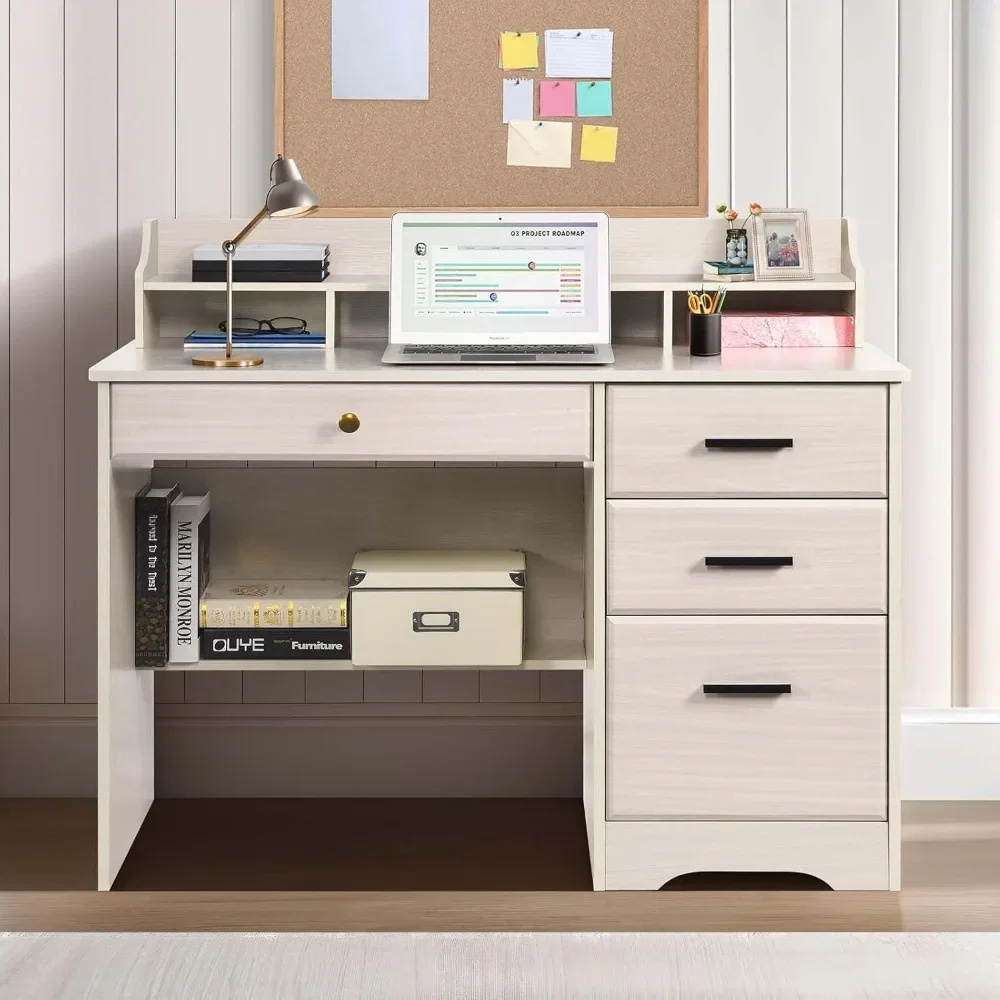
[{"xmin": 192, "ymin": 156, "xmax": 319, "ymax": 368}]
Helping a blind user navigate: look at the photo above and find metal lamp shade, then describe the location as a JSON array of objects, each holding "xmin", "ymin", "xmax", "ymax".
[{"xmin": 266, "ymin": 157, "xmax": 319, "ymax": 218}]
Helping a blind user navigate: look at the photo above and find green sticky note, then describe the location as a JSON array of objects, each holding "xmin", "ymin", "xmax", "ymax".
[{"xmin": 576, "ymin": 81, "xmax": 613, "ymax": 117}]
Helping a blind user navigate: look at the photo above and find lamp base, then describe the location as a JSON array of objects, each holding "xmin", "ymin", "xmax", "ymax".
[{"xmin": 191, "ymin": 353, "xmax": 264, "ymax": 368}]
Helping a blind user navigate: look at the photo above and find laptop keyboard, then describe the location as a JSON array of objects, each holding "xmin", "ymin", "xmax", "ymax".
[{"xmin": 402, "ymin": 344, "xmax": 596, "ymax": 355}]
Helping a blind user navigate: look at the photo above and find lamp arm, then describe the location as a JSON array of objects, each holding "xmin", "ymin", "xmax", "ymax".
[{"xmin": 226, "ymin": 205, "xmax": 270, "ymax": 252}]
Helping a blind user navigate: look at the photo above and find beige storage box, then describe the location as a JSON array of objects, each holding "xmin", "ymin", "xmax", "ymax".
[{"xmin": 348, "ymin": 550, "xmax": 526, "ymax": 668}]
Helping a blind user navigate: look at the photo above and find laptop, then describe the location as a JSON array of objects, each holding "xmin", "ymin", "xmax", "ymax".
[{"xmin": 383, "ymin": 212, "xmax": 614, "ymax": 364}]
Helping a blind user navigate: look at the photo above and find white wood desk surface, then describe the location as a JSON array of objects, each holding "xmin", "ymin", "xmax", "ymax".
[{"xmin": 89, "ymin": 341, "xmax": 908, "ymax": 384}]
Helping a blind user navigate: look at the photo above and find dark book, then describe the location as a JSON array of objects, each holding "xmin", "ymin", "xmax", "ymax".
[
  {"xmin": 200, "ymin": 627, "xmax": 352, "ymax": 661},
  {"xmin": 191, "ymin": 267, "xmax": 330, "ymax": 283},
  {"xmin": 192, "ymin": 258, "xmax": 328, "ymax": 275},
  {"xmin": 134, "ymin": 483, "xmax": 181, "ymax": 668}
]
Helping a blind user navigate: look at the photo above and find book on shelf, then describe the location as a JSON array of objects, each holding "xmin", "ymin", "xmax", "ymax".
[
  {"xmin": 183, "ymin": 331, "xmax": 326, "ymax": 350},
  {"xmin": 702, "ymin": 260, "xmax": 754, "ymax": 281},
  {"xmin": 169, "ymin": 493, "xmax": 211, "ymax": 664},
  {"xmin": 134, "ymin": 483, "xmax": 181, "ymax": 668},
  {"xmin": 191, "ymin": 268, "xmax": 329, "ymax": 283},
  {"xmin": 192, "ymin": 259, "xmax": 329, "ymax": 275},
  {"xmin": 200, "ymin": 580, "xmax": 348, "ymax": 629},
  {"xmin": 192, "ymin": 242, "xmax": 329, "ymax": 262},
  {"xmin": 200, "ymin": 627, "xmax": 352, "ymax": 661}
]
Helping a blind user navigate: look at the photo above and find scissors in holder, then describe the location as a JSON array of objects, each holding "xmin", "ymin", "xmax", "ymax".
[{"xmin": 687, "ymin": 290, "xmax": 715, "ymax": 314}]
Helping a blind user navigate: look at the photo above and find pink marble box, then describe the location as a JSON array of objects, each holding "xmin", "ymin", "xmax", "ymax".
[{"xmin": 721, "ymin": 313, "xmax": 855, "ymax": 348}]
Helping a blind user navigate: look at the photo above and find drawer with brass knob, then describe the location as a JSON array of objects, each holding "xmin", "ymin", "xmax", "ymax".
[{"xmin": 110, "ymin": 383, "xmax": 592, "ymax": 462}]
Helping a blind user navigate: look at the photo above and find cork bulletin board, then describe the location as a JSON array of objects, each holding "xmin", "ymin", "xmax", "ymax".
[{"xmin": 275, "ymin": 0, "xmax": 708, "ymax": 216}]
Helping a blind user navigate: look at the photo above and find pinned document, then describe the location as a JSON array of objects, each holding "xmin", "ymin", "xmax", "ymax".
[
  {"xmin": 331, "ymin": 0, "xmax": 429, "ymax": 100},
  {"xmin": 544, "ymin": 29, "xmax": 613, "ymax": 78},
  {"xmin": 507, "ymin": 121, "xmax": 573, "ymax": 168},
  {"xmin": 500, "ymin": 31, "xmax": 539, "ymax": 70},
  {"xmin": 576, "ymin": 81, "xmax": 613, "ymax": 117},
  {"xmin": 539, "ymin": 80, "xmax": 576, "ymax": 117},
  {"xmin": 581, "ymin": 125, "xmax": 618, "ymax": 163},
  {"xmin": 502, "ymin": 78, "xmax": 534, "ymax": 123}
]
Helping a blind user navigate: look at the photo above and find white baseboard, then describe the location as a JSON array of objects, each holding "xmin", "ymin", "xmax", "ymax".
[
  {"xmin": 902, "ymin": 709, "xmax": 1000, "ymax": 799},
  {"xmin": 2, "ymin": 711, "xmax": 996, "ymax": 800}
]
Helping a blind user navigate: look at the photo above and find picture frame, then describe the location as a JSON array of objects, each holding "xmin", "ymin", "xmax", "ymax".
[{"xmin": 750, "ymin": 208, "xmax": 814, "ymax": 280}]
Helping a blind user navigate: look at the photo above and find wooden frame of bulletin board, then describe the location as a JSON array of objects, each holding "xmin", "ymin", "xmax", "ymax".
[{"xmin": 275, "ymin": 0, "xmax": 707, "ymax": 217}]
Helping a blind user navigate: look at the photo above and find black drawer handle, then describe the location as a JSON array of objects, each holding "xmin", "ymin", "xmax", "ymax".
[
  {"xmin": 703, "ymin": 683, "xmax": 792, "ymax": 696},
  {"xmin": 704, "ymin": 555, "xmax": 794, "ymax": 568},
  {"xmin": 704, "ymin": 438, "xmax": 794, "ymax": 451}
]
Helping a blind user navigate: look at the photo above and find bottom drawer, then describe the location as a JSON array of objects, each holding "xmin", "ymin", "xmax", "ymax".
[
  {"xmin": 607, "ymin": 616, "xmax": 887, "ymax": 820},
  {"xmin": 605, "ymin": 821, "xmax": 889, "ymax": 890}
]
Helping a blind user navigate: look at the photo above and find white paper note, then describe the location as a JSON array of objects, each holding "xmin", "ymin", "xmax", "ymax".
[
  {"xmin": 332, "ymin": 0, "xmax": 429, "ymax": 100},
  {"xmin": 502, "ymin": 78, "xmax": 535, "ymax": 123},
  {"xmin": 544, "ymin": 29, "xmax": 614, "ymax": 79},
  {"xmin": 506, "ymin": 121, "xmax": 573, "ymax": 168}
]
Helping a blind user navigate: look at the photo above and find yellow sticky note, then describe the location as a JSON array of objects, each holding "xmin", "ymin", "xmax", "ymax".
[
  {"xmin": 500, "ymin": 32, "xmax": 539, "ymax": 70},
  {"xmin": 507, "ymin": 121, "xmax": 573, "ymax": 168},
  {"xmin": 580, "ymin": 125, "xmax": 618, "ymax": 163}
]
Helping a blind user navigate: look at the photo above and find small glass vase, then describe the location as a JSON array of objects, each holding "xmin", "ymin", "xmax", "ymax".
[{"xmin": 725, "ymin": 228, "xmax": 749, "ymax": 266}]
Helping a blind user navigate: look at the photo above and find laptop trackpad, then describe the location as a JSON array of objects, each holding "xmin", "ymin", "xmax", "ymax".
[{"xmin": 461, "ymin": 353, "xmax": 536, "ymax": 362}]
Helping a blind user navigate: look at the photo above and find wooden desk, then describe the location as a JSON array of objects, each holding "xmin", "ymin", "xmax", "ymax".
[{"xmin": 89, "ymin": 217, "xmax": 906, "ymax": 892}]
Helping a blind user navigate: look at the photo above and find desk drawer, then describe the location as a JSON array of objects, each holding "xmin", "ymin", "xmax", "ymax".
[
  {"xmin": 607, "ymin": 499, "xmax": 887, "ymax": 614},
  {"xmin": 111, "ymin": 384, "xmax": 592, "ymax": 462},
  {"xmin": 607, "ymin": 616, "xmax": 888, "ymax": 820},
  {"xmin": 607, "ymin": 385, "xmax": 887, "ymax": 497}
]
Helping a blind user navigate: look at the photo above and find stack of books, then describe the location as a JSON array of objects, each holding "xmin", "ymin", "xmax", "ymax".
[
  {"xmin": 702, "ymin": 260, "xmax": 755, "ymax": 283},
  {"xmin": 191, "ymin": 242, "xmax": 330, "ymax": 283},
  {"xmin": 133, "ymin": 483, "xmax": 350, "ymax": 666},
  {"xmin": 199, "ymin": 580, "xmax": 349, "ymax": 662}
]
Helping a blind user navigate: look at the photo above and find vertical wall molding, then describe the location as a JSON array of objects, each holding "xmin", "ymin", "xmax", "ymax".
[
  {"xmin": 898, "ymin": 0, "xmax": 954, "ymax": 708},
  {"xmin": 707, "ymin": 0, "xmax": 732, "ymax": 211},
  {"xmin": 117, "ymin": 1, "xmax": 176, "ymax": 346},
  {"xmin": 8, "ymin": 0, "xmax": 66, "ymax": 704},
  {"xmin": 843, "ymin": 0, "xmax": 899, "ymax": 358},
  {"xmin": 0, "ymin": 0, "xmax": 10, "ymax": 703},
  {"xmin": 731, "ymin": 0, "xmax": 787, "ymax": 208},
  {"xmin": 787, "ymin": 0, "xmax": 843, "ymax": 216},
  {"xmin": 64, "ymin": 0, "xmax": 118, "ymax": 705},
  {"xmin": 175, "ymin": 0, "xmax": 231, "ymax": 218},
  {"xmin": 964, "ymin": 0, "xmax": 1000, "ymax": 707}
]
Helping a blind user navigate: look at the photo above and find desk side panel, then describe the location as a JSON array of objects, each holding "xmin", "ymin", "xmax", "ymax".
[{"xmin": 98, "ymin": 384, "xmax": 155, "ymax": 889}]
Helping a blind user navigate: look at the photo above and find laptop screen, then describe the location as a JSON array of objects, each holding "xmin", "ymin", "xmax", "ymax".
[{"xmin": 390, "ymin": 214, "xmax": 609, "ymax": 346}]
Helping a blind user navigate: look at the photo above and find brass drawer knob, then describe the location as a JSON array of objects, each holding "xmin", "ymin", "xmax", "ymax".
[{"xmin": 338, "ymin": 412, "xmax": 360, "ymax": 434}]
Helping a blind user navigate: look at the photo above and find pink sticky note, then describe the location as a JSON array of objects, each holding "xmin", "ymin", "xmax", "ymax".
[{"xmin": 539, "ymin": 80, "xmax": 576, "ymax": 117}]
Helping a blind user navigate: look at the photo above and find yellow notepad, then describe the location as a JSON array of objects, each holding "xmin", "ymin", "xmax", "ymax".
[
  {"xmin": 581, "ymin": 125, "xmax": 619, "ymax": 163},
  {"xmin": 506, "ymin": 121, "xmax": 573, "ymax": 169},
  {"xmin": 500, "ymin": 31, "xmax": 539, "ymax": 70}
]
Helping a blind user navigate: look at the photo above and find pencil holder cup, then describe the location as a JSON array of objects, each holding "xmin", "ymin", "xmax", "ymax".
[{"xmin": 689, "ymin": 313, "xmax": 722, "ymax": 357}]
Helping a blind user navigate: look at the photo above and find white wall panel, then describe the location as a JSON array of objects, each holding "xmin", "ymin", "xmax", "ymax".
[
  {"xmin": 232, "ymin": 0, "xmax": 275, "ymax": 216},
  {"xmin": 0, "ymin": 0, "xmax": 9, "ymax": 704},
  {"xmin": 707, "ymin": 0, "xmax": 732, "ymax": 211},
  {"xmin": 64, "ymin": 0, "xmax": 118, "ymax": 705},
  {"xmin": 8, "ymin": 0, "xmax": 65, "ymax": 704},
  {"xmin": 731, "ymin": 0, "xmax": 787, "ymax": 209},
  {"xmin": 898, "ymin": 0, "xmax": 953, "ymax": 708},
  {"xmin": 843, "ymin": 0, "xmax": 899, "ymax": 356},
  {"xmin": 118, "ymin": 2, "xmax": 176, "ymax": 345},
  {"xmin": 176, "ymin": 0, "xmax": 231, "ymax": 218},
  {"xmin": 788, "ymin": 0, "xmax": 843, "ymax": 217}
]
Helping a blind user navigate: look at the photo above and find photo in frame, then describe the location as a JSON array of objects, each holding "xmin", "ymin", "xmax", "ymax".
[{"xmin": 750, "ymin": 209, "xmax": 814, "ymax": 280}]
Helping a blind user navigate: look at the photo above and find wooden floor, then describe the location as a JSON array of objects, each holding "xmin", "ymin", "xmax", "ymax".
[{"xmin": 1, "ymin": 798, "xmax": 999, "ymax": 931}]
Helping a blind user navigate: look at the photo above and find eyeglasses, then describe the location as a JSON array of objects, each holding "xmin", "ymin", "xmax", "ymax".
[{"xmin": 218, "ymin": 316, "xmax": 308, "ymax": 335}]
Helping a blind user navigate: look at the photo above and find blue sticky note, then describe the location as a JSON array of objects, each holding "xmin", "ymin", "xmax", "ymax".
[{"xmin": 576, "ymin": 81, "xmax": 613, "ymax": 117}]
